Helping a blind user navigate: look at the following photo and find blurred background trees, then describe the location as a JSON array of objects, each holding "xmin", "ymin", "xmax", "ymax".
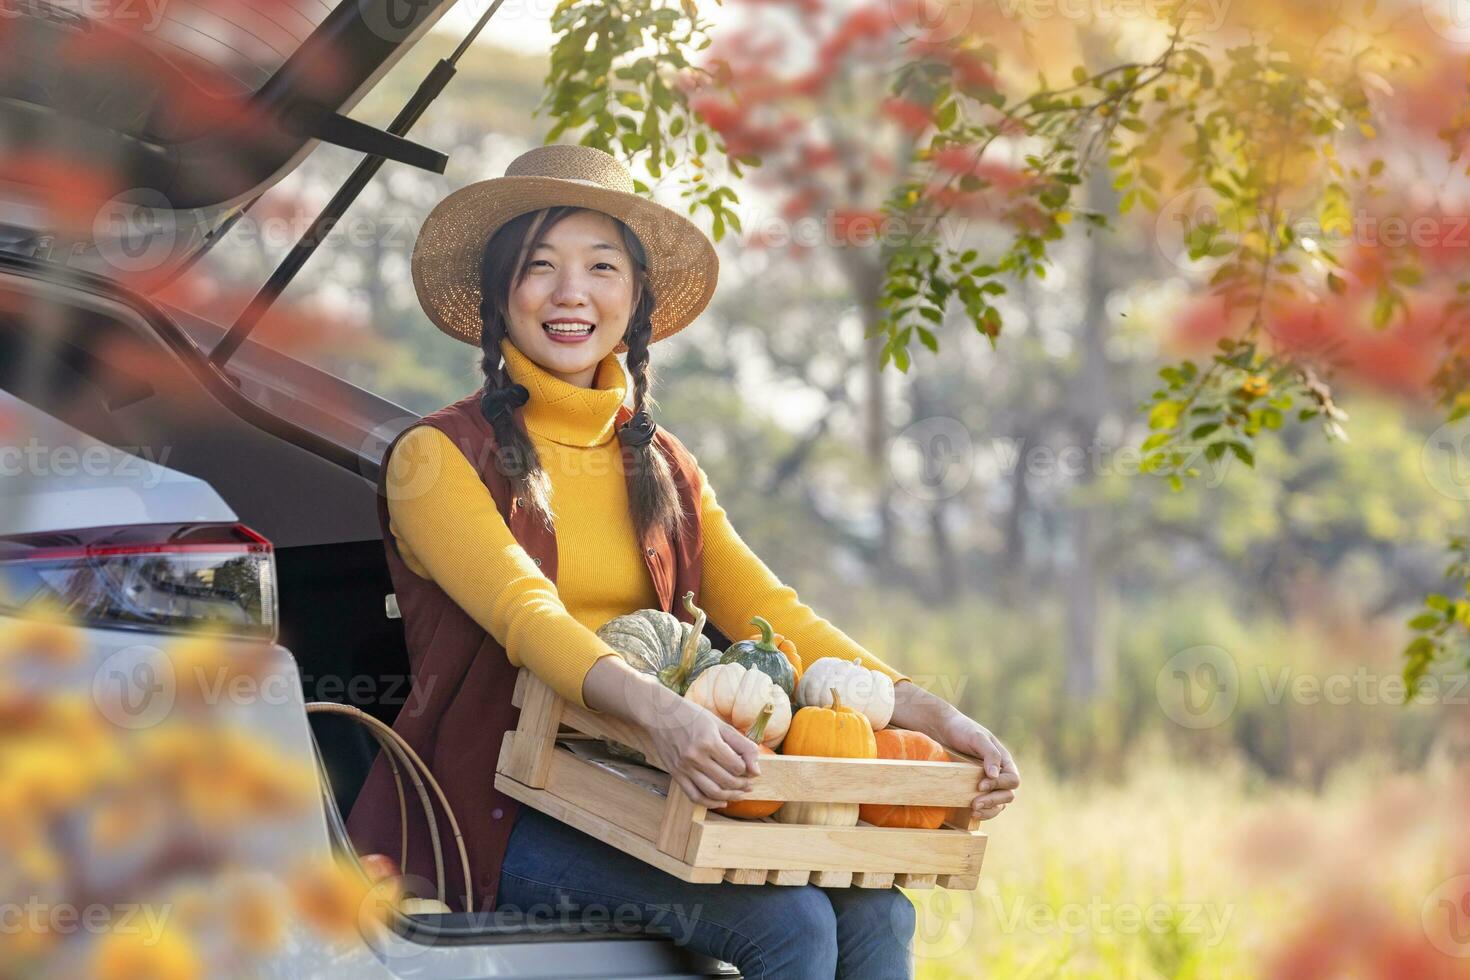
[
  {"xmin": 166, "ymin": 18, "xmax": 1465, "ymax": 781},
  {"xmin": 144, "ymin": 3, "xmax": 1470, "ymax": 973}
]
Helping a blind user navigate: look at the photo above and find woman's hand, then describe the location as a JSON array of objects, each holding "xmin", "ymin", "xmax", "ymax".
[
  {"xmin": 935, "ymin": 712, "xmax": 1019, "ymax": 821},
  {"xmin": 584, "ymin": 657, "xmax": 763, "ymax": 808},
  {"xmin": 889, "ymin": 679, "xmax": 1019, "ymax": 822},
  {"xmin": 638, "ymin": 680, "xmax": 763, "ymax": 809}
]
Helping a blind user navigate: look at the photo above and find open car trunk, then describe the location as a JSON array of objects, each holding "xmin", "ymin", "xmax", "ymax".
[
  {"xmin": 0, "ymin": 0, "xmax": 457, "ymax": 285},
  {"xmin": 0, "ymin": 258, "xmax": 742, "ymax": 976}
]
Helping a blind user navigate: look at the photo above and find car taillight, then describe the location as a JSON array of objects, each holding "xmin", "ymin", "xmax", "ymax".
[{"xmin": 0, "ymin": 523, "xmax": 277, "ymax": 641}]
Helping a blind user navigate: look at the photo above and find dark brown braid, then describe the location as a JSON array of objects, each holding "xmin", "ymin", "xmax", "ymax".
[
  {"xmin": 619, "ymin": 294, "xmax": 687, "ymax": 546},
  {"xmin": 477, "ymin": 206, "xmax": 686, "ymax": 545}
]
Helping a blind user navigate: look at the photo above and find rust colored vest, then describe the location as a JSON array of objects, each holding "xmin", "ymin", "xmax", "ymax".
[{"xmin": 346, "ymin": 391, "xmax": 710, "ymax": 912}]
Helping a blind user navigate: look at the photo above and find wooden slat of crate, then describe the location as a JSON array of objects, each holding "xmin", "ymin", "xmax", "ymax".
[
  {"xmin": 501, "ymin": 669, "xmax": 564, "ymax": 788},
  {"xmin": 494, "ymin": 740, "xmax": 725, "ymax": 884},
  {"xmin": 723, "ymin": 869, "xmax": 768, "ymax": 884},
  {"xmin": 689, "ymin": 821, "xmax": 983, "ymax": 875},
  {"xmin": 896, "ymin": 874, "xmax": 937, "ymax": 889},
  {"xmin": 740, "ymin": 756, "xmax": 985, "ymax": 806},
  {"xmin": 657, "ymin": 782, "xmax": 707, "ymax": 863},
  {"xmin": 936, "ymin": 874, "xmax": 980, "ymax": 889},
  {"xmin": 561, "ymin": 697, "xmax": 982, "ymax": 807},
  {"xmin": 852, "ymin": 872, "xmax": 895, "ymax": 888},
  {"xmin": 559, "ymin": 699, "xmax": 663, "ymax": 764}
]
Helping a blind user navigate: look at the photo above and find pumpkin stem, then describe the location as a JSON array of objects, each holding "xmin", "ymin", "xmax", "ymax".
[
  {"xmin": 745, "ymin": 701, "xmax": 775, "ymax": 743},
  {"xmin": 669, "ymin": 591, "xmax": 707, "ymax": 690},
  {"xmin": 829, "ymin": 686, "xmax": 843, "ymax": 713},
  {"xmin": 748, "ymin": 616, "xmax": 777, "ymax": 651}
]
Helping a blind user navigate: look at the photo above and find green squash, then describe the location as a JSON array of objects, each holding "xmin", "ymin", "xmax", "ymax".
[
  {"xmin": 718, "ymin": 616, "xmax": 798, "ymax": 702},
  {"xmin": 593, "ymin": 591, "xmax": 722, "ymax": 762}
]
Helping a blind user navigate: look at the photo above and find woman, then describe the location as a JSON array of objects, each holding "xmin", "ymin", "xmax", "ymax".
[{"xmin": 347, "ymin": 144, "xmax": 1019, "ymax": 979}]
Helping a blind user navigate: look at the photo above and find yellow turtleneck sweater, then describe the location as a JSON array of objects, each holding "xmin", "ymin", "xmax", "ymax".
[{"xmin": 385, "ymin": 336, "xmax": 909, "ymax": 712}]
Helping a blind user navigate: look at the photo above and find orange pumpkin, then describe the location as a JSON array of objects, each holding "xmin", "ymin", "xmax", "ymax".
[
  {"xmin": 857, "ymin": 727, "xmax": 950, "ymax": 829},
  {"xmin": 716, "ymin": 703, "xmax": 782, "ymax": 820},
  {"xmin": 748, "ymin": 625, "xmax": 803, "ymax": 686},
  {"xmin": 774, "ymin": 688, "xmax": 876, "ymax": 826},
  {"xmin": 780, "ymin": 688, "xmax": 876, "ymax": 759}
]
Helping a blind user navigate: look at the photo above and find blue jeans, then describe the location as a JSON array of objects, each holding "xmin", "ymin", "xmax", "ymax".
[{"xmin": 496, "ymin": 805, "xmax": 917, "ymax": 979}]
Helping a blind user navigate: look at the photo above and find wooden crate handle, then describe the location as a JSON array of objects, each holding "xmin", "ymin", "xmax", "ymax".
[{"xmin": 502, "ymin": 669, "xmax": 565, "ymax": 789}]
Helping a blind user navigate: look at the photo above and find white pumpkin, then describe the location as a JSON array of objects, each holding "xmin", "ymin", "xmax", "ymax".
[
  {"xmin": 773, "ymin": 800, "xmax": 859, "ymax": 826},
  {"xmin": 684, "ymin": 663, "xmax": 792, "ymax": 748},
  {"xmin": 795, "ymin": 657, "xmax": 895, "ymax": 731}
]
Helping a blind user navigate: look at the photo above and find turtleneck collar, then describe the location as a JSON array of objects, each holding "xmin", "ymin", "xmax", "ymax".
[{"xmin": 500, "ymin": 337, "xmax": 629, "ymax": 447}]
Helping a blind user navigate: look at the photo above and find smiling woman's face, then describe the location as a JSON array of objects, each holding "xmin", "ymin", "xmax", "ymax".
[{"xmin": 505, "ymin": 208, "xmax": 635, "ymax": 388}]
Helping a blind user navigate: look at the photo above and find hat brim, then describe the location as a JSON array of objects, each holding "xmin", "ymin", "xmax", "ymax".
[{"xmin": 411, "ymin": 175, "xmax": 720, "ymax": 353}]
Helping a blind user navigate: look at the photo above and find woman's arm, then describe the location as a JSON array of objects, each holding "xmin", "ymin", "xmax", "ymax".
[
  {"xmin": 389, "ymin": 427, "xmax": 761, "ymax": 805},
  {"xmin": 692, "ymin": 463, "xmax": 910, "ymax": 683}
]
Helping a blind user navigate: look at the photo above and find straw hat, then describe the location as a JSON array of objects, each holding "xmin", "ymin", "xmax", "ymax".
[{"xmin": 411, "ymin": 144, "xmax": 720, "ymax": 353}]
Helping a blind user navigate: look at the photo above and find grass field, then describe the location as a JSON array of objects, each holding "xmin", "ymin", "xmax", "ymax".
[{"xmin": 906, "ymin": 736, "xmax": 1470, "ymax": 979}]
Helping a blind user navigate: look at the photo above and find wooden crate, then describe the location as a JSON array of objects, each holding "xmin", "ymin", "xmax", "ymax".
[{"xmin": 494, "ymin": 668, "xmax": 987, "ymax": 889}]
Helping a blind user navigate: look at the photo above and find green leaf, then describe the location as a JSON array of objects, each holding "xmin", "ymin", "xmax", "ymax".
[
  {"xmin": 1141, "ymin": 432, "xmax": 1172, "ymax": 451},
  {"xmin": 1148, "ymin": 400, "xmax": 1183, "ymax": 430},
  {"xmin": 1371, "ymin": 288, "xmax": 1397, "ymax": 329}
]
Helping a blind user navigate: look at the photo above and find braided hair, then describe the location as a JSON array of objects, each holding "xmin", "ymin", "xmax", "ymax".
[{"xmin": 476, "ymin": 206, "xmax": 687, "ymax": 545}]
